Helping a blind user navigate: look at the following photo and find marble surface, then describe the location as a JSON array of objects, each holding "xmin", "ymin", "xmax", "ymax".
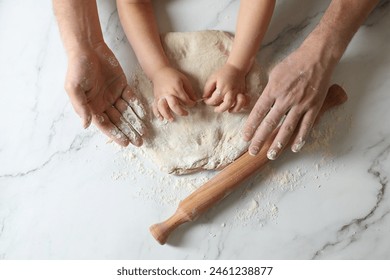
[{"xmin": 0, "ymin": 0, "xmax": 389, "ymax": 259}]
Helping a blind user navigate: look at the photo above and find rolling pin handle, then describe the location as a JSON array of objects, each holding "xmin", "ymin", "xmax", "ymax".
[{"xmin": 149, "ymin": 208, "xmax": 192, "ymax": 245}]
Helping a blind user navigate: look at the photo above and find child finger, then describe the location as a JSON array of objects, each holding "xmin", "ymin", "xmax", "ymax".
[
  {"xmin": 202, "ymin": 78, "xmax": 216, "ymax": 99},
  {"xmin": 166, "ymin": 96, "xmax": 189, "ymax": 116},
  {"xmin": 152, "ymin": 102, "xmax": 163, "ymax": 121},
  {"xmin": 214, "ymin": 91, "xmax": 235, "ymax": 113},
  {"xmin": 181, "ymin": 78, "xmax": 197, "ymax": 104},
  {"xmin": 229, "ymin": 93, "xmax": 247, "ymax": 113},
  {"xmin": 157, "ymin": 97, "xmax": 174, "ymax": 122},
  {"xmin": 204, "ymin": 88, "xmax": 224, "ymax": 106},
  {"xmin": 175, "ymin": 86, "xmax": 196, "ymax": 107}
]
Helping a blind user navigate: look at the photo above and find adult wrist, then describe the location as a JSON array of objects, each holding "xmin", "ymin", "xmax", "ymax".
[{"xmin": 299, "ymin": 29, "xmax": 344, "ymax": 73}]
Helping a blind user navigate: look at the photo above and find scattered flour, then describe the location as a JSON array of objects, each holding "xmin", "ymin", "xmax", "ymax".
[{"xmin": 107, "ymin": 76, "xmax": 350, "ymax": 228}]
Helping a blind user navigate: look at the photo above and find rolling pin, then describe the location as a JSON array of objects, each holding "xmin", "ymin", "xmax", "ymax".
[{"xmin": 150, "ymin": 84, "xmax": 348, "ymax": 245}]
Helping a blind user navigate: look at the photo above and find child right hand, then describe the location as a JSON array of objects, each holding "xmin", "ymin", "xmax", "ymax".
[{"xmin": 151, "ymin": 66, "xmax": 197, "ymax": 122}]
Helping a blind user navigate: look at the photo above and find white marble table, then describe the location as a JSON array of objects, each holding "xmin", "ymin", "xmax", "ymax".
[{"xmin": 0, "ymin": 0, "xmax": 389, "ymax": 259}]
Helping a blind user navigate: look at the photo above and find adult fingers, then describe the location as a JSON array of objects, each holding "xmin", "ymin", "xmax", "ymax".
[
  {"xmin": 121, "ymin": 86, "xmax": 147, "ymax": 121},
  {"xmin": 115, "ymin": 98, "xmax": 147, "ymax": 136},
  {"xmin": 105, "ymin": 106, "xmax": 143, "ymax": 146},
  {"xmin": 242, "ymin": 93, "xmax": 274, "ymax": 142},
  {"xmin": 92, "ymin": 112, "xmax": 130, "ymax": 147},
  {"xmin": 291, "ymin": 108, "xmax": 318, "ymax": 153},
  {"xmin": 266, "ymin": 107, "xmax": 302, "ymax": 160},
  {"xmin": 65, "ymin": 83, "xmax": 92, "ymax": 128},
  {"xmin": 247, "ymin": 101, "xmax": 289, "ymax": 156}
]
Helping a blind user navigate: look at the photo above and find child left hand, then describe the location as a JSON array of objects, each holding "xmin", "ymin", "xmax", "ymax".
[{"xmin": 203, "ymin": 63, "xmax": 248, "ymax": 113}]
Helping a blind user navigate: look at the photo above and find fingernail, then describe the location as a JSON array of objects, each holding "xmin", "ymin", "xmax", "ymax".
[
  {"xmin": 243, "ymin": 132, "xmax": 252, "ymax": 142},
  {"xmin": 94, "ymin": 114, "xmax": 103, "ymax": 124},
  {"xmin": 292, "ymin": 138, "xmax": 305, "ymax": 153},
  {"xmin": 249, "ymin": 146, "xmax": 259, "ymax": 156},
  {"xmin": 267, "ymin": 149, "xmax": 277, "ymax": 160},
  {"xmin": 83, "ymin": 115, "xmax": 92, "ymax": 129}
]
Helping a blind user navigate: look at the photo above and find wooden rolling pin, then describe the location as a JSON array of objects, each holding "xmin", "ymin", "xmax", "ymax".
[{"xmin": 150, "ymin": 84, "xmax": 348, "ymax": 245}]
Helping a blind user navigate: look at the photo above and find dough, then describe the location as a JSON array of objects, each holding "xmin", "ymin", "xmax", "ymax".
[{"xmin": 131, "ymin": 31, "xmax": 265, "ymax": 175}]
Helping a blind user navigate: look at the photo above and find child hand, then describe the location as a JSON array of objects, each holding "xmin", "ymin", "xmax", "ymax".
[
  {"xmin": 151, "ymin": 66, "xmax": 197, "ymax": 122},
  {"xmin": 203, "ymin": 63, "xmax": 248, "ymax": 113}
]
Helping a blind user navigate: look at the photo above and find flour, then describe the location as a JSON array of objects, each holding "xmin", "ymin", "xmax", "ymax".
[
  {"xmin": 110, "ymin": 104, "xmax": 349, "ymax": 228},
  {"xmin": 107, "ymin": 29, "xmax": 349, "ymax": 227},
  {"xmin": 130, "ymin": 31, "xmax": 265, "ymax": 175}
]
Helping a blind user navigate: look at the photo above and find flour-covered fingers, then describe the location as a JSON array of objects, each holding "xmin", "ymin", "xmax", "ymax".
[
  {"xmin": 106, "ymin": 106, "xmax": 143, "ymax": 146},
  {"xmin": 121, "ymin": 87, "xmax": 147, "ymax": 121},
  {"xmin": 115, "ymin": 98, "xmax": 147, "ymax": 136},
  {"xmin": 266, "ymin": 108, "xmax": 302, "ymax": 160},
  {"xmin": 92, "ymin": 112, "xmax": 130, "ymax": 147},
  {"xmin": 242, "ymin": 94, "xmax": 274, "ymax": 142},
  {"xmin": 291, "ymin": 109, "xmax": 318, "ymax": 153},
  {"xmin": 247, "ymin": 102, "xmax": 288, "ymax": 156}
]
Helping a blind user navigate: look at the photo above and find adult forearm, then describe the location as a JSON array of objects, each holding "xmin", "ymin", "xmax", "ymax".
[
  {"xmin": 117, "ymin": 0, "xmax": 169, "ymax": 80},
  {"xmin": 53, "ymin": 0, "xmax": 104, "ymax": 54},
  {"xmin": 227, "ymin": 0, "xmax": 275, "ymax": 74},
  {"xmin": 301, "ymin": 0, "xmax": 380, "ymax": 68}
]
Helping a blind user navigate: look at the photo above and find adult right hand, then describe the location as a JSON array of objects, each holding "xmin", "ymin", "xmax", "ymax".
[
  {"xmin": 65, "ymin": 42, "xmax": 147, "ymax": 147},
  {"xmin": 242, "ymin": 42, "xmax": 335, "ymax": 159}
]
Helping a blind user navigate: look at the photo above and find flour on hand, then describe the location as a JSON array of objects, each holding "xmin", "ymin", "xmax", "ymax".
[{"xmin": 130, "ymin": 31, "xmax": 265, "ymax": 175}]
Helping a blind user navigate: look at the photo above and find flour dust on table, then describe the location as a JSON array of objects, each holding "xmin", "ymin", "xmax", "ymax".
[{"xmin": 130, "ymin": 30, "xmax": 266, "ymax": 174}]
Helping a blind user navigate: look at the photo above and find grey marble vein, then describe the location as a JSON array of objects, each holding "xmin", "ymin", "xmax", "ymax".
[
  {"xmin": 31, "ymin": 18, "xmax": 55, "ymax": 121},
  {"xmin": 0, "ymin": 131, "xmax": 96, "ymax": 179},
  {"xmin": 259, "ymin": 11, "xmax": 322, "ymax": 68},
  {"xmin": 365, "ymin": 0, "xmax": 390, "ymax": 27},
  {"xmin": 311, "ymin": 143, "xmax": 390, "ymax": 259}
]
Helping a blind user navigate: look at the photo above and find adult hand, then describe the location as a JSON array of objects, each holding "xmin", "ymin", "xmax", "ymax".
[
  {"xmin": 65, "ymin": 42, "xmax": 147, "ymax": 147},
  {"xmin": 151, "ymin": 66, "xmax": 196, "ymax": 122},
  {"xmin": 243, "ymin": 43, "xmax": 334, "ymax": 159},
  {"xmin": 203, "ymin": 63, "xmax": 248, "ymax": 113}
]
